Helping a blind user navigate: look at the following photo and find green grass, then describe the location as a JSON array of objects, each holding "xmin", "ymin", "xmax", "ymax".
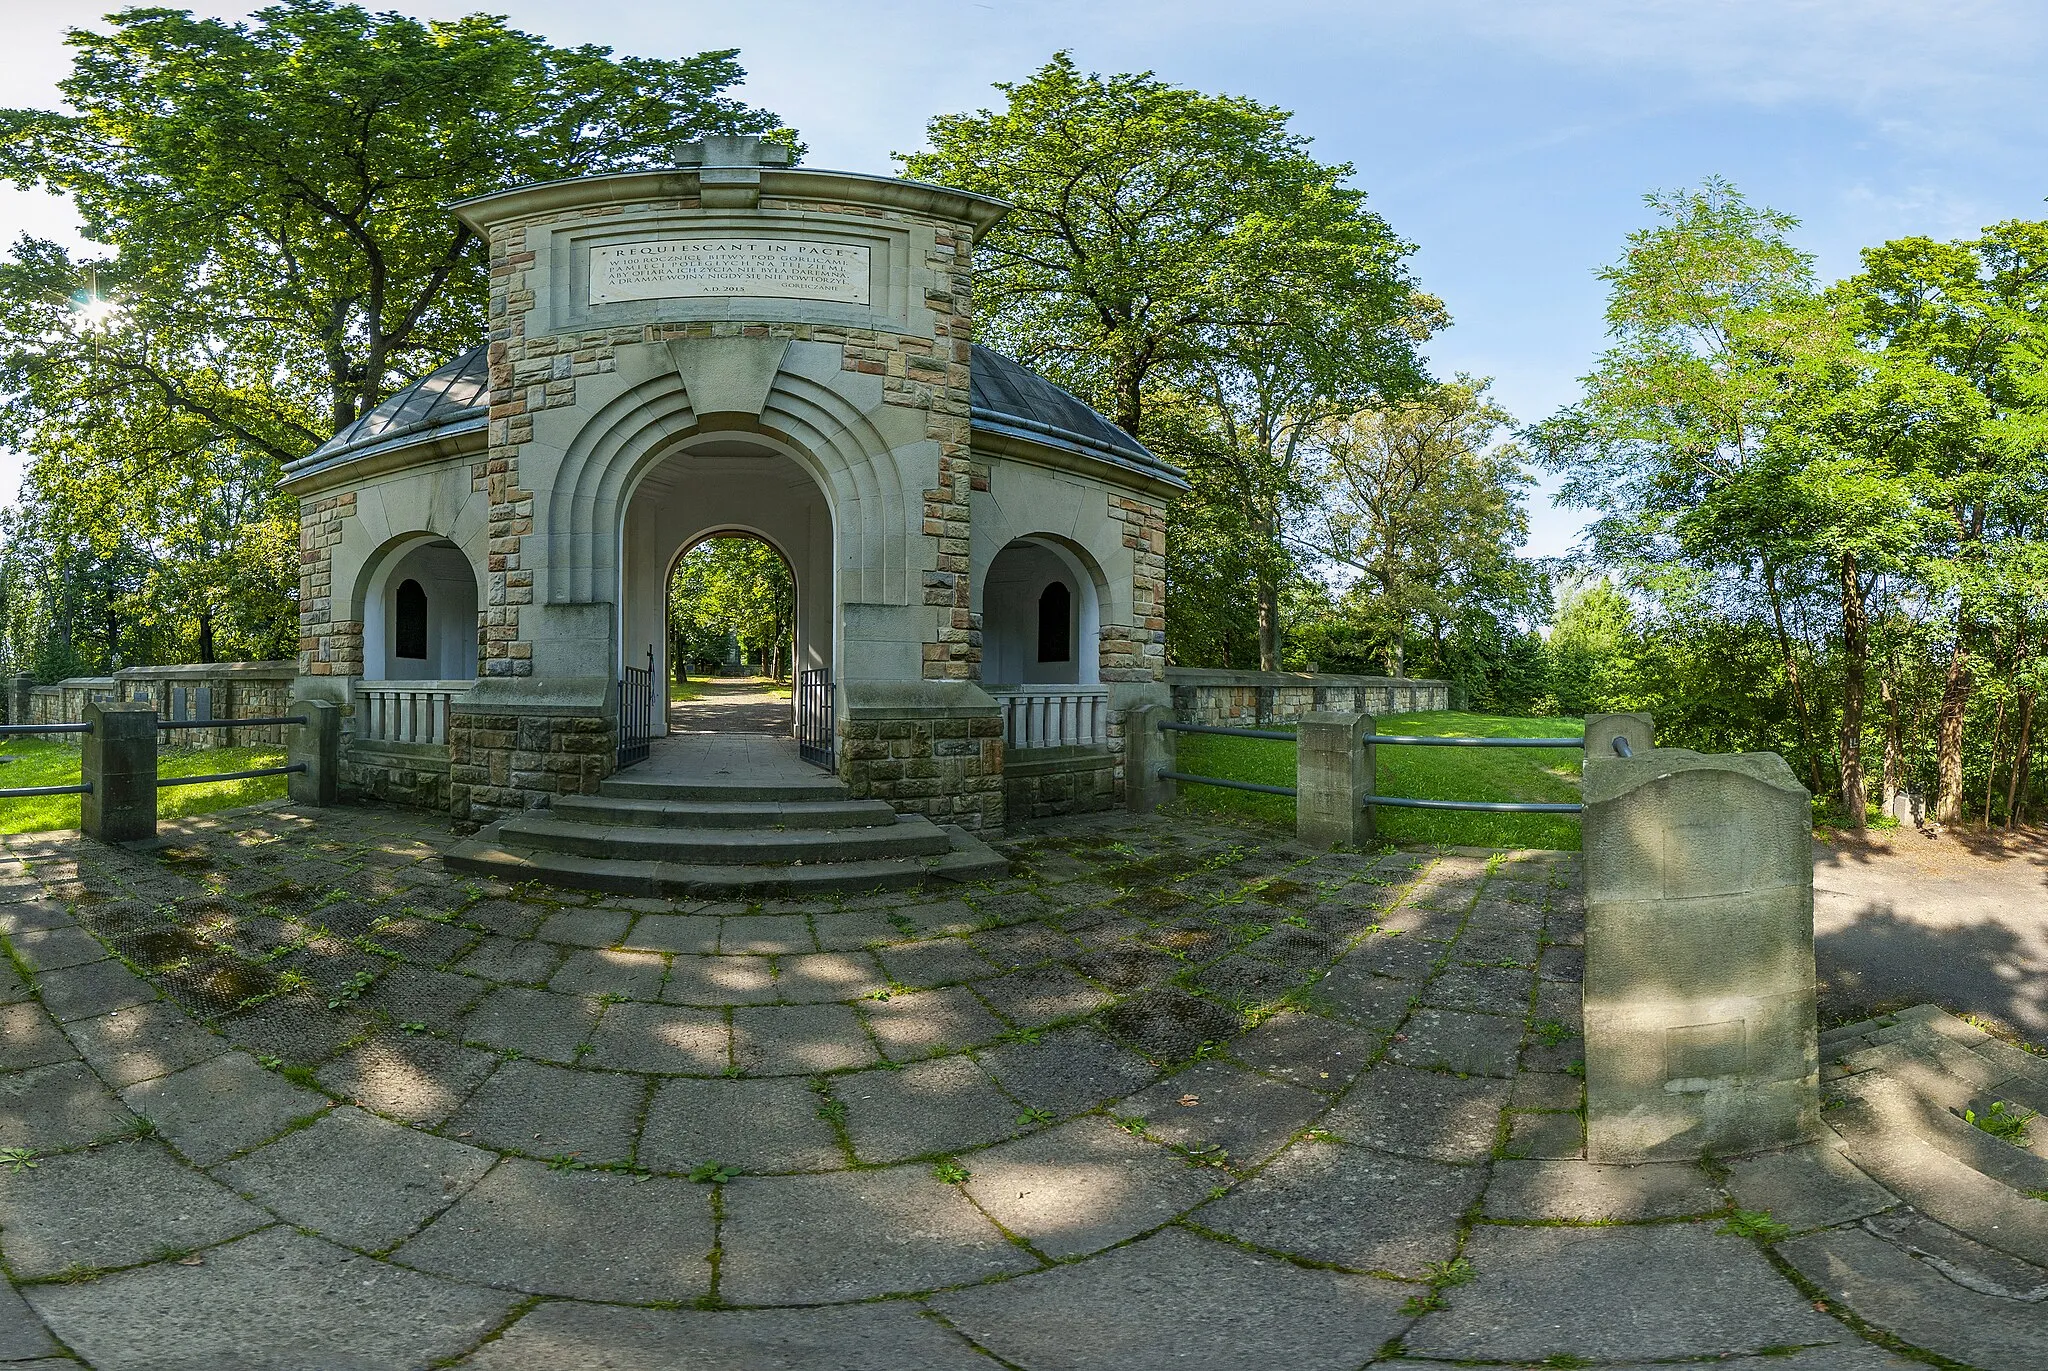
[
  {"xmin": 1170, "ymin": 709, "xmax": 1587, "ymax": 850},
  {"xmin": 0, "ymin": 737, "xmax": 290, "ymax": 834}
]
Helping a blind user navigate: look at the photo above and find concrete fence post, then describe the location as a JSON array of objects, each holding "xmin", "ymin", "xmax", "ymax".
[
  {"xmin": 81, "ymin": 702, "xmax": 157, "ymax": 845},
  {"xmin": 1584, "ymin": 712, "xmax": 1655, "ymax": 759},
  {"xmin": 289, "ymin": 700, "xmax": 340, "ymax": 807},
  {"xmin": 1124, "ymin": 703, "xmax": 1177, "ymax": 813},
  {"xmin": 1295, "ymin": 712, "xmax": 1375, "ymax": 849},
  {"xmin": 8, "ymin": 674, "xmax": 30, "ymax": 727},
  {"xmin": 1581, "ymin": 745, "xmax": 1820, "ymax": 1160}
]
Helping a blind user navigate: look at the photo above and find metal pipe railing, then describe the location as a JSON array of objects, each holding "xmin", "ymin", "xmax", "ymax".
[
  {"xmin": 157, "ymin": 714, "xmax": 308, "ymax": 731},
  {"xmin": 0, "ymin": 722, "xmax": 92, "ymax": 735},
  {"xmin": 1159, "ymin": 722, "xmax": 1296, "ymax": 741},
  {"xmin": 1156, "ymin": 769, "xmax": 1298, "ymax": 798},
  {"xmin": 0, "ymin": 783, "xmax": 91, "ymax": 798},
  {"xmin": 156, "ymin": 763, "xmax": 306, "ymax": 790}
]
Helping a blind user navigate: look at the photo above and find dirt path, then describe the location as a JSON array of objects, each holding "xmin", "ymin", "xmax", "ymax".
[
  {"xmin": 667, "ymin": 677, "xmax": 791, "ymax": 735},
  {"xmin": 1813, "ymin": 825, "xmax": 2048, "ymax": 1038}
]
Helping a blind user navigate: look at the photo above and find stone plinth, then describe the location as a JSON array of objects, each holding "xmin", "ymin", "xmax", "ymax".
[
  {"xmin": 288, "ymin": 701, "xmax": 340, "ymax": 807},
  {"xmin": 1295, "ymin": 713, "xmax": 1375, "ymax": 849},
  {"xmin": 82, "ymin": 702, "xmax": 158, "ymax": 844},
  {"xmin": 840, "ymin": 682, "xmax": 1003, "ymax": 832},
  {"xmin": 1581, "ymin": 747, "xmax": 1819, "ymax": 1161},
  {"xmin": 448, "ymin": 677, "xmax": 614, "ymax": 824}
]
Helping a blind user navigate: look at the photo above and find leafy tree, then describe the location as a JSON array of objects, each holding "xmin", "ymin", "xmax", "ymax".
[
  {"xmin": 669, "ymin": 538, "xmax": 795, "ymax": 679},
  {"xmin": 905, "ymin": 55, "xmax": 1438, "ymax": 668},
  {"xmin": 1549, "ymin": 579, "xmax": 1633, "ymax": 715},
  {"xmin": 1313, "ymin": 378, "xmax": 1544, "ymax": 678}
]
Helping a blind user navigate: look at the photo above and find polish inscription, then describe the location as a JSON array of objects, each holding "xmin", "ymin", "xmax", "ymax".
[{"xmin": 588, "ymin": 238, "xmax": 871, "ymax": 306}]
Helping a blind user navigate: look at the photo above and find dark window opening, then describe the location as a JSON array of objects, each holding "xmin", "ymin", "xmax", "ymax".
[
  {"xmin": 1037, "ymin": 581, "xmax": 1071, "ymax": 662},
  {"xmin": 395, "ymin": 579, "xmax": 428, "ymax": 660}
]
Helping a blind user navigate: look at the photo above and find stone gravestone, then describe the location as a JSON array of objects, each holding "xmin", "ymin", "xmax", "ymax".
[{"xmin": 1580, "ymin": 747, "xmax": 1821, "ymax": 1161}]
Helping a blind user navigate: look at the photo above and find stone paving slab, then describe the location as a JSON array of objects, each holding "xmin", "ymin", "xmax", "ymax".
[
  {"xmin": 861, "ymin": 984, "xmax": 1006, "ymax": 1059},
  {"xmin": 585, "ymin": 1000, "xmax": 728, "ymax": 1073},
  {"xmin": 1322, "ymin": 1063, "xmax": 1509, "ymax": 1162},
  {"xmin": 1386, "ymin": 1007, "xmax": 1523, "ymax": 1076},
  {"xmin": 1116, "ymin": 1059, "xmax": 1327, "ymax": 1167},
  {"xmin": 717, "ymin": 1165, "xmax": 1037, "ymax": 1303},
  {"xmin": 216, "ymin": 1105, "xmax": 495, "ymax": 1250},
  {"xmin": 0, "ymin": 1003, "xmax": 76, "ymax": 1072},
  {"xmin": 839, "ymin": 1053, "xmax": 1025, "ymax": 1163},
  {"xmin": 1723, "ymin": 1141, "xmax": 1901, "ymax": 1232},
  {"xmin": 1406, "ymin": 1221, "xmax": 1850, "ymax": 1361},
  {"xmin": 960, "ymin": 1116, "xmax": 1219, "ymax": 1257},
  {"xmin": 25, "ymin": 1226, "xmax": 515, "ymax": 1371},
  {"xmin": 1482, "ymin": 1157, "xmax": 1722, "ymax": 1221},
  {"xmin": 31, "ymin": 959, "xmax": 157, "ymax": 1023},
  {"xmin": 61, "ymin": 1001, "xmax": 223, "ymax": 1088},
  {"xmin": 317, "ymin": 1030, "xmax": 500, "ymax": 1126},
  {"xmin": 444, "ymin": 1059, "xmax": 642, "ymax": 1164},
  {"xmin": 394, "ymin": 1159, "xmax": 714, "ymax": 1303},
  {"xmin": 1199, "ymin": 1138, "xmax": 1484, "ymax": 1275},
  {"xmin": 637, "ymin": 1075, "xmax": 844, "ymax": 1174},
  {"xmin": 0, "ymin": 1138, "xmax": 268, "ymax": 1278},
  {"xmin": 458, "ymin": 1299, "xmax": 994, "ymax": 1370},
  {"xmin": 933, "ymin": 1227, "xmax": 1411, "ymax": 1371},
  {"xmin": 0, "ymin": 1280, "xmax": 56, "ymax": 1362},
  {"xmin": 1783, "ymin": 1223, "xmax": 2048, "ymax": 1368},
  {"xmin": 731, "ymin": 1002, "xmax": 877, "ymax": 1074},
  {"xmin": 119, "ymin": 1053, "xmax": 326, "ymax": 1166},
  {"xmin": 0, "ymin": 1060, "xmax": 139, "ymax": 1152}
]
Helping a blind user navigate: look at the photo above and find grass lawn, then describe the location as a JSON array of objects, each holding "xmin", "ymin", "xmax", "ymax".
[
  {"xmin": 0, "ymin": 737, "xmax": 290, "ymax": 835},
  {"xmin": 1170, "ymin": 709, "xmax": 1587, "ymax": 850}
]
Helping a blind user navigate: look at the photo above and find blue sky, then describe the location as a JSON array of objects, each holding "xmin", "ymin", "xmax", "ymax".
[{"xmin": 0, "ymin": 0, "xmax": 2042, "ymax": 556}]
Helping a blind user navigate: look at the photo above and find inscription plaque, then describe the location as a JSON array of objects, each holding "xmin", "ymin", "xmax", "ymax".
[{"xmin": 588, "ymin": 238, "xmax": 871, "ymax": 306}]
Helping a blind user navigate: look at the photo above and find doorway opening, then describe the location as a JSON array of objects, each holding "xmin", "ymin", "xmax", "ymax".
[{"xmin": 665, "ymin": 532, "xmax": 797, "ymax": 736}]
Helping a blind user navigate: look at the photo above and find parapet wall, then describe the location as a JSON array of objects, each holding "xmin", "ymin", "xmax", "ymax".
[
  {"xmin": 1167, "ymin": 669, "xmax": 1452, "ymax": 727},
  {"xmin": 13, "ymin": 663, "xmax": 297, "ymax": 747}
]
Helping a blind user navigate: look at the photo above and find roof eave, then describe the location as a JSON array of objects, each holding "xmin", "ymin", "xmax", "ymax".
[{"xmin": 279, "ymin": 416, "xmax": 489, "ymax": 496}]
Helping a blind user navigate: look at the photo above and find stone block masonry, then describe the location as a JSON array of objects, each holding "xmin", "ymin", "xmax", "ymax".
[
  {"xmin": 839, "ymin": 685, "xmax": 1004, "ymax": 832},
  {"xmin": 449, "ymin": 709, "xmax": 615, "ymax": 824},
  {"xmin": 298, "ymin": 491, "xmax": 361, "ymax": 678}
]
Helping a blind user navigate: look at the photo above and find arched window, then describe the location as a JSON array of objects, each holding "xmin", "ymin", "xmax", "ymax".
[
  {"xmin": 1036, "ymin": 581, "xmax": 1071, "ymax": 663},
  {"xmin": 395, "ymin": 579, "xmax": 428, "ymax": 660}
]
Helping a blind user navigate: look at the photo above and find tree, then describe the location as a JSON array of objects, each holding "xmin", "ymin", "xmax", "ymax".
[
  {"xmin": 670, "ymin": 538, "xmax": 795, "ymax": 679},
  {"xmin": 904, "ymin": 55, "xmax": 1438, "ymax": 667},
  {"xmin": 0, "ymin": 3, "xmax": 792, "ymax": 674},
  {"xmin": 1312, "ymin": 379, "xmax": 1545, "ymax": 677}
]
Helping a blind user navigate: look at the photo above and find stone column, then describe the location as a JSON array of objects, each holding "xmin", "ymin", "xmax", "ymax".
[
  {"xmin": 1584, "ymin": 712, "xmax": 1655, "ymax": 760},
  {"xmin": 289, "ymin": 700, "xmax": 340, "ymax": 807},
  {"xmin": 1295, "ymin": 712, "xmax": 1375, "ymax": 849},
  {"xmin": 1581, "ymin": 747, "xmax": 1820, "ymax": 1161},
  {"xmin": 1124, "ymin": 703, "xmax": 1177, "ymax": 813},
  {"xmin": 82, "ymin": 702, "xmax": 157, "ymax": 845},
  {"xmin": 8, "ymin": 674, "xmax": 29, "ymax": 727}
]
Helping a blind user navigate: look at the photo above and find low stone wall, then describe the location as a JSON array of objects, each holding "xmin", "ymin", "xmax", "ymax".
[
  {"xmin": 839, "ymin": 683, "xmax": 1004, "ymax": 832},
  {"xmin": 1167, "ymin": 669, "xmax": 1451, "ymax": 727},
  {"xmin": 1003, "ymin": 744, "xmax": 1117, "ymax": 823},
  {"xmin": 447, "ymin": 677, "xmax": 615, "ymax": 824},
  {"xmin": 341, "ymin": 741, "xmax": 451, "ymax": 811},
  {"xmin": 16, "ymin": 663, "xmax": 297, "ymax": 747}
]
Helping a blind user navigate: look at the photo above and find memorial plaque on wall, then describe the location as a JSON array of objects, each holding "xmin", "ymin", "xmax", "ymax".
[{"xmin": 589, "ymin": 238, "xmax": 871, "ymax": 306}]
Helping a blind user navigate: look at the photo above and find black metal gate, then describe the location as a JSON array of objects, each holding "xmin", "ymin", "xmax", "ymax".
[
  {"xmin": 797, "ymin": 667, "xmax": 835, "ymax": 771},
  {"xmin": 618, "ymin": 647, "xmax": 655, "ymax": 770}
]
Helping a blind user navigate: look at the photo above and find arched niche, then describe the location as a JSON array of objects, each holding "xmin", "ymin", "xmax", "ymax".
[
  {"xmin": 982, "ymin": 537, "xmax": 1102, "ymax": 686},
  {"xmin": 359, "ymin": 536, "xmax": 480, "ymax": 681}
]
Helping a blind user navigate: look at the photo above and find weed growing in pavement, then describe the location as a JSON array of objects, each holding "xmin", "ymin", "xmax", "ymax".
[
  {"xmin": 0, "ymin": 1147, "xmax": 36, "ymax": 1172},
  {"xmin": 326, "ymin": 968, "xmax": 376, "ymax": 1010},
  {"xmin": 931, "ymin": 1159, "xmax": 970, "ymax": 1184},
  {"xmin": 1421, "ymin": 1257, "xmax": 1473, "ymax": 1287},
  {"xmin": 1111, "ymin": 1114, "xmax": 1148, "ymax": 1136},
  {"xmin": 1720, "ymin": 1209, "xmax": 1793, "ymax": 1242},
  {"xmin": 1400, "ymin": 1290, "xmax": 1445, "ymax": 1315},
  {"xmin": 546, "ymin": 1153, "xmax": 583, "ymax": 1171},
  {"xmin": 597, "ymin": 992, "xmax": 628, "ymax": 1005},
  {"xmin": 1564, "ymin": 1059, "xmax": 1585, "ymax": 1078},
  {"xmin": 688, "ymin": 1161, "xmax": 739, "ymax": 1183},
  {"xmin": 1531, "ymin": 1019, "xmax": 1573, "ymax": 1048},
  {"xmin": 1963, "ymin": 1100, "xmax": 2036, "ymax": 1143},
  {"xmin": 400, "ymin": 1021, "xmax": 427, "ymax": 1034},
  {"xmin": 1015, "ymin": 1107, "xmax": 1054, "ymax": 1126},
  {"xmin": 814, "ymin": 1095, "xmax": 847, "ymax": 1126}
]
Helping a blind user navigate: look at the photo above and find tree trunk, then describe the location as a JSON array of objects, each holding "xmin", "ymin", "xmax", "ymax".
[
  {"xmin": 197, "ymin": 609, "xmax": 216, "ymax": 665},
  {"xmin": 1836, "ymin": 553, "xmax": 1868, "ymax": 830},
  {"xmin": 2006, "ymin": 690, "xmax": 2034, "ymax": 830},
  {"xmin": 1932, "ymin": 624, "xmax": 1972, "ymax": 824},
  {"xmin": 1256, "ymin": 575, "xmax": 1280, "ymax": 672},
  {"xmin": 1983, "ymin": 693, "xmax": 2008, "ymax": 827},
  {"xmin": 1880, "ymin": 675, "xmax": 1907, "ymax": 816},
  {"xmin": 1763, "ymin": 567, "xmax": 1824, "ymax": 794}
]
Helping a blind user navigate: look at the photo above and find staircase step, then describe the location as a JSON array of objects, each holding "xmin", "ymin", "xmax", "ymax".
[
  {"xmin": 601, "ymin": 774, "xmax": 849, "ymax": 804},
  {"xmin": 551, "ymin": 794, "xmax": 901, "ymax": 831},
  {"xmin": 444, "ymin": 824, "xmax": 1011, "ymax": 897},
  {"xmin": 492, "ymin": 814, "xmax": 955, "ymax": 864}
]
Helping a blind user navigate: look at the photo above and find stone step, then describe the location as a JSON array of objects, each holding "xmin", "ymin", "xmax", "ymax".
[
  {"xmin": 600, "ymin": 773, "xmax": 850, "ymax": 804},
  {"xmin": 442, "ymin": 824, "xmax": 1010, "ymax": 897},
  {"xmin": 551, "ymin": 793, "xmax": 901, "ymax": 831},
  {"xmin": 492, "ymin": 813, "xmax": 956, "ymax": 864}
]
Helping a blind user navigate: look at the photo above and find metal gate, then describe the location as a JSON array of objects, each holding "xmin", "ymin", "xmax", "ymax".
[
  {"xmin": 797, "ymin": 667, "xmax": 835, "ymax": 771},
  {"xmin": 617, "ymin": 647, "xmax": 656, "ymax": 770}
]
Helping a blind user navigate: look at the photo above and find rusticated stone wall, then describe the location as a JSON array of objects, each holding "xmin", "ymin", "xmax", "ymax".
[
  {"xmin": 1003, "ymin": 744, "xmax": 1116, "ymax": 823},
  {"xmin": 448, "ymin": 709, "xmax": 613, "ymax": 824},
  {"xmin": 297, "ymin": 491, "xmax": 362, "ymax": 679},
  {"xmin": 839, "ymin": 686, "xmax": 1004, "ymax": 831},
  {"xmin": 1169, "ymin": 670, "xmax": 1452, "ymax": 727}
]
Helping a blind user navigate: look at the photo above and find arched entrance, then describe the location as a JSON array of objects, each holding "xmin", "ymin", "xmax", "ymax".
[
  {"xmin": 618, "ymin": 438, "xmax": 834, "ymax": 760},
  {"xmin": 666, "ymin": 532, "xmax": 797, "ymax": 734}
]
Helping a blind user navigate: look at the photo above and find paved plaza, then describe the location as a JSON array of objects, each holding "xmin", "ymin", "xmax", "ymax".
[{"xmin": 0, "ymin": 798, "xmax": 2043, "ymax": 1369}]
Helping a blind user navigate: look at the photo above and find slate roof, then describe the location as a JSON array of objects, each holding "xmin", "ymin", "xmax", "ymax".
[
  {"xmin": 282, "ymin": 345, "xmax": 489, "ymax": 477},
  {"xmin": 287, "ymin": 340, "xmax": 1186, "ymax": 491}
]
